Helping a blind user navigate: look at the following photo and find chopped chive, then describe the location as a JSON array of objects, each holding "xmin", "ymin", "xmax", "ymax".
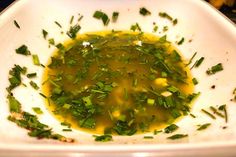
[
  {"xmin": 62, "ymin": 129, "xmax": 72, "ymax": 132},
  {"xmin": 153, "ymin": 130, "xmax": 162, "ymax": 135},
  {"xmin": 78, "ymin": 14, "xmax": 83, "ymax": 21},
  {"xmin": 42, "ymin": 29, "xmax": 48, "ymax": 39},
  {"xmin": 67, "ymin": 24, "xmax": 81, "ymax": 39},
  {"xmin": 159, "ymin": 12, "xmax": 173, "ymax": 21},
  {"xmin": 164, "ymin": 124, "xmax": 179, "ymax": 133},
  {"xmin": 70, "ymin": 15, "xmax": 74, "ymax": 24},
  {"xmin": 61, "ymin": 122, "xmax": 71, "ymax": 128},
  {"xmin": 130, "ymin": 23, "xmax": 142, "ymax": 32},
  {"xmin": 177, "ymin": 37, "xmax": 184, "ymax": 45},
  {"xmin": 201, "ymin": 109, "xmax": 216, "ymax": 119},
  {"xmin": 93, "ymin": 134, "xmax": 113, "ymax": 142},
  {"xmin": 93, "ymin": 10, "xmax": 110, "ymax": 26},
  {"xmin": 29, "ymin": 81, "xmax": 39, "ymax": 90},
  {"xmin": 32, "ymin": 107, "xmax": 43, "ymax": 114},
  {"xmin": 167, "ymin": 134, "xmax": 188, "ymax": 140},
  {"xmin": 133, "ymin": 78, "xmax": 138, "ymax": 87},
  {"xmin": 143, "ymin": 136, "xmax": 154, "ymax": 139},
  {"xmin": 27, "ymin": 73, "xmax": 37, "ymax": 78},
  {"xmin": 197, "ymin": 123, "xmax": 211, "ymax": 131},
  {"xmin": 173, "ymin": 19, "xmax": 178, "ymax": 25},
  {"xmin": 54, "ymin": 21, "xmax": 62, "ymax": 28},
  {"xmin": 39, "ymin": 93, "xmax": 47, "ymax": 98},
  {"xmin": 192, "ymin": 78, "xmax": 198, "ymax": 85},
  {"xmin": 123, "ymin": 88, "xmax": 128, "ymax": 100},
  {"xmin": 112, "ymin": 12, "xmax": 119, "ymax": 22},
  {"xmin": 218, "ymin": 104, "xmax": 228, "ymax": 123},
  {"xmin": 16, "ymin": 45, "xmax": 31, "ymax": 56},
  {"xmin": 139, "ymin": 7, "xmax": 151, "ymax": 16},
  {"xmin": 209, "ymin": 106, "xmax": 224, "ymax": 118},
  {"xmin": 40, "ymin": 64, "xmax": 45, "ymax": 68},
  {"xmin": 14, "ymin": 20, "xmax": 20, "ymax": 29},
  {"xmin": 190, "ymin": 113, "xmax": 196, "ymax": 118},
  {"xmin": 195, "ymin": 57, "xmax": 204, "ymax": 68},
  {"xmin": 206, "ymin": 63, "xmax": 223, "ymax": 75},
  {"xmin": 186, "ymin": 52, "xmax": 197, "ymax": 66},
  {"xmin": 32, "ymin": 54, "xmax": 40, "ymax": 65}
]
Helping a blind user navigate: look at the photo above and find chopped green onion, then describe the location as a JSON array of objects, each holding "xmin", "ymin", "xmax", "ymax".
[
  {"xmin": 30, "ymin": 81, "xmax": 39, "ymax": 90},
  {"xmin": 186, "ymin": 52, "xmax": 197, "ymax": 66},
  {"xmin": 26, "ymin": 73, "xmax": 37, "ymax": 78},
  {"xmin": 173, "ymin": 19, "xmax": 178, "ymax": 25},
  {"xmin": 42, "ymin": 29, "xmax": 48, "ymax": 39},
  {"xmin": 14, "ymin": 20, "xmax": 20, "ymax": 29},
  {"xmin": 167, "ymin": 134, "xmax": 188, "ymax": 140},
  {"xmin": 201, "ymin": 109, "xmax": 216, "ymax": 119},
  {"xmin": 177, "ymin": 37, "xmax": 184, "ymax": 45},
  {"xmin": 32, "ymin": 107, "xmax": 43, "ymax": 114},
  {"xmin": 67, "ymin": 24, "xmax": 81, "ymax": 39},
  {"xmin": 93, "ymin": 134, "xmax": 113, "ymax": 142},
  {"xmin": 39, "ymin": 93, "xmax": 47, "ymax": 98},
  {"xmin": 218, "ymin": 104, "xmax": 228, "ymax": 123},
  {"xmin": 195, "ymin": 57, "xmax": 205, "ymax": 68},
  {"xmin": 143, "ymin": 136, "xmax": 154, "ymax": 139},
  {"xmin": 7, "ymin": 95, "xmax": 21, "ymax": 113},
  {"xmin": 197, "ymin": 123, "xmax": 211, "ymax": 131},
  {"xmin": 32, "ymin": 54, "xmax": 40, "ymax": 65},
  {"xmin": 139, "ymin": 7, "xmax": 151, "ymax": 16},
  {"xmin": 130, "ymin": 23, "xmax": 142, "ymax": 32},
  {"xmin": 16, "ymin": 45, "xmax": 31, "ymax": 56},
  {"xmin": 54, "ymin": 21, "xmax": 62, "ymax": 28},
  {"xmin": 209, "ymin": 106, "xmax": 224, "ymax": 118},
  {"xmin": 70, "ymin": 15, "xmax": 74, "ymax": 24},
  {"xmin": 192, "ymin": 78, "xmax": 198, "ymax": 85},
  {"xmin": 206, "ymin": 63, "xmax": 223, "ymax": 75},
  {"xmin": 62, "ymin": 129, "xmax": 72, "ymax": 132},
  {"xmin": 164, "ymin": 124, "xmax": 179, "ymax": 133},
  {"xmin": 93, "ymin": 10, "xmax": 110, "ymax": 26},
  {"xmin": 159, "ymin": 12, "xmax": 173, "ymax": 21},
  {"xmin": 112, "ymin": 12, "xmax": 119, "ymax": 22}
]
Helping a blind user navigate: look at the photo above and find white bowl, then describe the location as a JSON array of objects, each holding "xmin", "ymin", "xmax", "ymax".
[{"xmin": 0, "ymin": 0, "xmax": 236, "ymax": 156}]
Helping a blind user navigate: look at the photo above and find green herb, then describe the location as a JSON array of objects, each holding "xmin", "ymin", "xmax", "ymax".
[
  {"xmin": 32, "ymin": 54, "xmax": 40, "ymax": 65},
  {"xmin": 93, "ymin": 10, "xmax": 110, "ymax": 26},
  {"xmin": 139, "ymin": 7, "xmax": 151, "ymax": 16},
  {"xmin": 67, "ymin": 24, "xmax": 81, "ymax": 39},
  {"xmin": 15, "ymin": 45, "xmax": 31, "ymax": 56},
  {"xmin": 186, "ymin": 52, "xmax": 197, "ymax": 66},
  {"xmin": 30, "ymin": 81, "xmax": 39, "ymax": 90},
  {"xmin": 167, "ymin": 134, "xmax": 188, "ymax": 140},
  {"xmin": 201, "ymin": 109, "xmax": 216, "ymax": 119},
  {"xmin": 7, "ymin": 95, "xmax": 21, "ymax": 113},
  {"xmin": 27, "ymin": 73, "xmax": 37, "ymax": 78},
  {"xmin": 209, "ymin": 106, "xmax": 224, "ymax": 118},
  {"xmin": 177, "ymin": 37, "xmax": 184, "ymax": 45},
  {"xmin": 206, "ymin": 63, "xmax": 223, "ymax": 75},
  {"xmin": 194, "ymin": 57, "xmax": 204, "ymax": 68},
  {"xmin": 48, "ymin": 38, "xmax": 55, "ymax": 45},
  {"xmin": 54, "ymin": 21, "xmax": 62, "ymax": 28},
  {"xmin": 130, "ymin": 23, "xmax": 142, "ymax": 32},
  {"xmin": 143, "ymin": 136, "xmax": 154, "ymax": 139},
  {"xmin": 163, "ymin": 26, "xmax": 168, "ymax": 32},
  {"xmin": 173, "ymin": 19, "xmax": 178, "ymax": 25},
  {"xmin": 70, "ymin": 15, "xmax": 74, "ymax": 24},
  {"xmin": 32, "ymin": 107, "xmax": 43, "ymax": 114},
  {"xmin": 154, "ymin": 130, "xmax": 162, "ymax": 135},
  {"xmin": 78, "ymin": 14, "xmax": 84, "ymax": 21},
  {"xmin": 62, "ymin": 129, "xmax": 72, "ymax": 132},
  {"xmin": 8, "ymin": 111, "xmax": 73, "ymax": 142},
  {"xmin": 42, "ymin": 29, "xmax": 48, "ymax": 39},
  {"xmin": 93, "ymin": 134, "xmax": 113, "ymax": 142},
  {"xmin": 7, "ymin": 65, "xmax": 27, "ymax": 92},
  {"xmin": 190, "ymin": 113, "xmax": 196, "ymax": 118},
  {"xmin": 192, "ymin": 78, "xmax": 198, "ymax": 85},
  {"xmin": 39, "ymin": 93, "xmax": 47, "ymax": 98},
  {"xmin": 164, "ymin": 124, "xmax": 179, "ymax": 133},
  {"xmin": 218, "ymin": 104, "xmax": 228, "ymax": 123},
  {"xmin": 112, "ymin": 12, "xmax": 119, "ymax": 22},
  {"xmin": 159, "ymin": 12, "xmax": 172, "ymax": 20},
  {"xmin": 123, "ymin": 88, "xmax": 128, "ymax": 100},
  {"xmin": 153, "ymin": 25, "xmax": 158, "ymax": 32},
  {"xmin": 197, "ymin": 123, "xmax": 211, "ymax": 131},
  {"xmin": 14, "ymin": 20, "xmax": 20, "ymax": 29},
  {"xmin": 61, "ymin": 122, "xmax": 71, "ymax": 128}
]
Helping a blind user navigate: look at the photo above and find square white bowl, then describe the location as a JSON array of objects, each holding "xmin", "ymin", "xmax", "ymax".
[{"xmin": 0, "ymin": 0, "xmax": 236, "ymax": 156}]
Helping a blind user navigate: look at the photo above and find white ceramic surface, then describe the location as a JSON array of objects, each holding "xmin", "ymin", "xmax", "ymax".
[{"xmin": 0, "ymin": 0, "xmax": 236, "ymax": 156}]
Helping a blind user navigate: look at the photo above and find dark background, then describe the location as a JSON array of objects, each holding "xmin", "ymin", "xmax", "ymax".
[{"xmin": 0, "ymin": 0, "xmax": 235, "ymax": 23}]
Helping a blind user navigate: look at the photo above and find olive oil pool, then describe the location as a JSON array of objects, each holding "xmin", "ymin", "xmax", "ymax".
[{"xmin": 42, "ymin": 31, "xmax": 195, "ymax": 135}]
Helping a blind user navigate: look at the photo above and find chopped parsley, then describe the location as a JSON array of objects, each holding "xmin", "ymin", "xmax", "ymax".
[
  {"xmin": 139, "ymin": 7, "xmax": 151, "ymax": 16},
  {"xmin": 206, "ymin": 63, "xmax": 223, "ymax": 75},
  {"xmin": 15, "ymin": 45, "xmax": 31, "ymax": 56}
]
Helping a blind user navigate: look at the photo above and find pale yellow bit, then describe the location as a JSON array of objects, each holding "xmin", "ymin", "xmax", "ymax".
[
  {"xmin": 154, "ymin": 78, "xmax": 168, "ymax": 87},
  {"xmin": 161, "ymin": 91, "xmax": 172, "ymax": 97},
  {"xmin": 112, "ymin": 110, "xmax": 120, "ymax": 118},
  {"xmin": 133, "ymin": 40, "xmax": 142, "ymax": 46}
]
